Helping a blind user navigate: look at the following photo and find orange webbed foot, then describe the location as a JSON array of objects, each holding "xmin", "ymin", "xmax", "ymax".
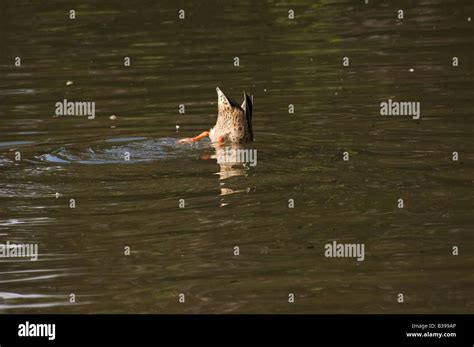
[{"xmin": 178, "ymin": 131, "xmax": 209, "ymax": 144}]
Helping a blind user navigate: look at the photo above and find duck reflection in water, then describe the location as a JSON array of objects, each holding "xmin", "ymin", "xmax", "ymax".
[{"xmin": 200, "ymin": 142, "xmax": 257, "ymax": 200}]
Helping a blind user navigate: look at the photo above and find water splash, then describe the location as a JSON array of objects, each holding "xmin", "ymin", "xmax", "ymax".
[{"xmin": 38, "ymin": 137, "xmax": 212, "ymax": 164}]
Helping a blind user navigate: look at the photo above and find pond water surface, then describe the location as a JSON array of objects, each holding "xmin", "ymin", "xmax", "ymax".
[{"xmin": 0, "ymin": 0, "xmax": 473, "ymax": 313}]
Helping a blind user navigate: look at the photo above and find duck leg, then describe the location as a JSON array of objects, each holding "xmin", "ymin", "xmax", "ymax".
[{"xmin": 178, "ymin": 131, "xmax": 209, "ymax": 143}]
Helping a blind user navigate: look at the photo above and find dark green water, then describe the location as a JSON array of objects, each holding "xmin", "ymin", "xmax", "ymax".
[{"xmin": 0, "ymin": 0, "xmax": 473, "ymax": 313}]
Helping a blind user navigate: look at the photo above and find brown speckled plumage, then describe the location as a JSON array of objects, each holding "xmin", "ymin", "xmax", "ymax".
[{"xmin": 209, "ymin": 87, "xmax": 254, "ymax": 143}]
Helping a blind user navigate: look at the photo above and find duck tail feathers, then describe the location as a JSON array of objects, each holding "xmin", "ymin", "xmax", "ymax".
[{"xmin": 242, "ymin": 91, "xmax": 254, "ymax": 141}]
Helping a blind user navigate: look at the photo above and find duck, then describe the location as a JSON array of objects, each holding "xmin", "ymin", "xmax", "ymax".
[{"xmin": 179, "ymin": 87, "xmax": 254, "ymax": 144}]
